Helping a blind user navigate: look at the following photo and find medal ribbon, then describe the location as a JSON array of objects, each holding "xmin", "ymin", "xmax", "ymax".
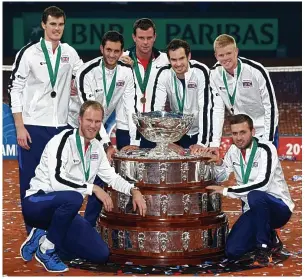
[
  {"xmin": 132, "ymin": 52, "xmax": 152, "ymax": 94},
  {"xmin": 76, "ymin": 129, "xmax": 91, "ymax": 181},
  {"xmin": 240, "ymin": 139, "xmax": 258, "ymax": 184},
  {"xmin": 41, "ymin": 39, "xmax": 61, "ymax": 89},
  {"xmin": 173, "ymin": 74, "xmax": 186, "ymax": 112},
  {"xmin": 222, "ymin": 60, "xmax": 241, "ymax": 106},
  {"xmin": 102, "ymin": 60, "xmax": 117, "ymax": 107}
]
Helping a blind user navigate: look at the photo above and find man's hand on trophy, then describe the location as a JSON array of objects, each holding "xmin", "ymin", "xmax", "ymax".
[
  {"xmin": 131, "ymin": 188, "xmax": 147, "ymax": 217},
  {"xmin": 168, "ymin": 143, "xmax": 185, "ymax": 156},
  {"xmin": 206, "ymin": 147, "xmax": 220, "ymax": 157},
  {"xmin": 205, "ymin": 147, "xmax": 221, "ymax": 163},
  {"xmin": 121, "ymin": 145, "xmax": 140, "ymax": 152},
  {"xmin": 189, "ymin": 144, "xmax": 208, "ymax": 155},
  {"xmin": 120, "ymin": 55, "xmax": 134, "ymax": 67}
]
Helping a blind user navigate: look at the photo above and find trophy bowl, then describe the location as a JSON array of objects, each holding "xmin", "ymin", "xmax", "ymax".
[{"xmin": 133, "ymin": 111, "xmax": 194, "ymax": 157}]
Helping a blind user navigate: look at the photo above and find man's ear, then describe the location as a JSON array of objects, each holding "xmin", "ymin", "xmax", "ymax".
[{"xmin": 252, "ymin": 128, "xmax": 256, "ymax": 137}]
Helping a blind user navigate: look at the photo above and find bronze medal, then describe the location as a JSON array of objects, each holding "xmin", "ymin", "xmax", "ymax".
[
  {"xmin": 140, "ymin": 97, "xmax": 146, "ymax": 104},
  {"xmin": 50, "ymin": 91, "xmax": 57, "ymax": 98}
]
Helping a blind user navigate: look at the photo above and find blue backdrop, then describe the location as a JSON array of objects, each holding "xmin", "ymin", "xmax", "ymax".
[{"xmin": 3, "ymin": 104, "xmax": 18, "ymax": 159}]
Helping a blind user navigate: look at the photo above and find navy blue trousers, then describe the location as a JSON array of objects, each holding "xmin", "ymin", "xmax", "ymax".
[
  {"xmin": 115, "ymin": 128, "xmax": 131, "ymax": 151},
  {"xmin": 18, "ymin": 124, "xmax": 71, "ymax": 234},
  {"xmin": 22, "ymin": 190, "xmax": 109, "ymax": 263},
  {"xmin": 225, "ymin": 190, "xmax": 292, "ymax": 260},
  {"xmin": 139, "ymin": 134, "xmax": 156, "ymax": 149}
]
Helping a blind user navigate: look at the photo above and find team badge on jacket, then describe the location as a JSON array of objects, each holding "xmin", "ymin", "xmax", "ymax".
[
  {"xmin": 188, "ymin": 82, "xmax": 197, "ymax": 89},
  {"xmin": 116, "ymin": 80, "xmax": 125, "ymax": 87},
  {"xmin": 90, "ymin": 153, "xmax": 99, "ymax": 160},
  {"xmin": 61, "ymin": 56, "xmax": 70, "ymax": 63},
  {"xmin": 242, "ymin": 80, "xmax": 253, "ymax": 88}
]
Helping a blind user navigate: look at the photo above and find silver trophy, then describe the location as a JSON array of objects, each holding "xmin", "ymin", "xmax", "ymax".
[
  {"xmin": 132, "ymin": 111, "xmax": 194, "ymax": 158},
  {"xmin": 100, "ymin": 111, "xmax": 227, "ymax": 265}
]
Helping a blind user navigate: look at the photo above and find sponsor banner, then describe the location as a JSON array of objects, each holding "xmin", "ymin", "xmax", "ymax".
[
  {"xmin": 14, "ymin": 15, "xmax": 278, "ymax": 51},
  {"xmin": 278, "ymin": 137, "xmax": 302, "ymax": 161}
]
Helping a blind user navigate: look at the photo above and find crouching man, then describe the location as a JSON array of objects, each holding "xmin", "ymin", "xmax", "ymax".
[
  {"xmin": 206, "ymin": 114, "xmax": 294, "ymax": 266},
  {"xmin": 19, "ymin": 100, "xmax": 147, "ymax": 272}
]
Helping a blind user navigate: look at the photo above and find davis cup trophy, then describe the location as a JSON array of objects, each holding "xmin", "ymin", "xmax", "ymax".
[{"xmin": 98, "ymin": 111, "xmax": 228, "ymax": 265}]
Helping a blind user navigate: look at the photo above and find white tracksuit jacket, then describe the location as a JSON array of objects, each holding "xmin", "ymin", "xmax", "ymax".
[
  {"xmin": 151, "ymin": 60, "xmax": 211, "ymax": 146},
  {"xmin": 68, "ymin": 57, "xmax": 140, "ymax": 145},
  {"xmin": 25, "ymin": 129, "xmax": 134, "ymax": 198},
  {"xmin": 210, "ymin": 57, "xmax": 279, "ymax": 147},
  {"xmin": 123, "ymin": 47, "xmax": 169, "ymax": 113},
  {"xmin": 213, "ymin": 139, "xmax": 294, "ymax": 213},
  {"xmin": 8, "ymin": 38, "xmax": 83, "ymax": 127}
]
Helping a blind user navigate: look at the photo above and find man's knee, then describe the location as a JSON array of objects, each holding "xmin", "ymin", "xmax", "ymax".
[
  {"xmin": 247, "ymin": 190, "xmax": 266, "ymax": 208},
  {"xmin": 65, "ymin": 191, "xmax": 84, "ymax": 208}
]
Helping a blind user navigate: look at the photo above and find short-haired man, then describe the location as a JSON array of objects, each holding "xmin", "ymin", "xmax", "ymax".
[
  {"xmin": 206, "ymin": 114, "xmax": 294, "ymax": 266},
  {"xmin": 8, "ymin": 6, "xmax": 83, "ymax": 234},
  {"xmin": 120, "ymin": 18, "xmax": 169, "ymax": 148},
  {"xmin": 209, "ymin": 34, "xmax": 279, "ymax": 155},
  {"xmin": 151, "ymin": 39, "xmax": 211, "ymax": 154},
  {"xmin": 68, "ymin": 30, "xmax": 140, "ymax": 227},
  {"xmin": 20, "ymin": 101, "xmax": 147, "ymax": 273}
]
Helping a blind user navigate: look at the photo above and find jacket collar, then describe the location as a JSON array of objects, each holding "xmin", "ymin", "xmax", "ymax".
[
  {"xmin": 38, "ymin": 37, "xmax": 62, "ymax": 52},
  {"xmin": 127, "ymin": 46, "xmax": 161, "ymax": 60}
]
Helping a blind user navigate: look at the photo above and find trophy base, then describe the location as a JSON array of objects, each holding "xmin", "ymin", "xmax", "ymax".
[{"xmin": 109, "ymin": 251, "xmax": 225, "ymax": 266}]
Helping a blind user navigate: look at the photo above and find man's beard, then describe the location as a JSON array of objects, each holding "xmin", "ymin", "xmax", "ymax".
[{"xmin": 242, "ymin": 138, "xmax": 253, "ymax": 150}]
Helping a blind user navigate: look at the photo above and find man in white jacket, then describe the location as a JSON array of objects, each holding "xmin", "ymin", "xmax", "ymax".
[
  {"xmin": 151, "ymin": 39, "xmax": 211, "ymax": 154},
  {"xmin": 68, "ymin": 30, "xmax": 141, "ymax": 228},
  {"xmin": 120, "ymin": 18, "xmax": 169, "ymax": 148},
  {"xmin": 209, "ymin": 34, "xmax": 279, "ymax": 156},
  {"xmin": 206, "ymin": 114, "xmax": 294, "ymax": 266},
  {"xmin": 20, "ymin": 101, "xmax": 147, "ymax": 273},
  {"xmin": 8, "ymin": 6, "xmax": 83, "ymax": 234},
  {"xmin": 68, "ymin": 30, "xmax": 140, "ymax": 152}
]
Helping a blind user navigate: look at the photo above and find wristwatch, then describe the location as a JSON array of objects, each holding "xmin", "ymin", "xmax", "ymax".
[
  {"xmin": 103, "ymin": 142, "xmax": 112, "ymax": 152},
  {"xmin": 130, "ymin": 186, "xmax": 140, "ymax": 195}
]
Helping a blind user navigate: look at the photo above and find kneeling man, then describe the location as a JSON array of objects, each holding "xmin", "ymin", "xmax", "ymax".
[
  {"xmin": 20, "ymin": 101, "xmax": 147, "ymax": 272},
  {"xmin": 207, "ymin": 114, "xmax": 294, "ymax": 266}
]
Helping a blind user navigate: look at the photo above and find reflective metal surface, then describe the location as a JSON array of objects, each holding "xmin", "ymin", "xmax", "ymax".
[
  {"xmin": 99, "ymin": 111, "xmax": 228, "ymax": 264},
  {"xmin": 133, "ymin": 111, "xmax": 194, "ymax": 158},
  {"xmin": 114, "ymin": 150, "xmax": 213, "ymax": 185},
  {"xmin": 101, "ymin": 223, "xmax": 228, "ymax": 253},
  {"xmin": 105, "ymin": 191, "xmax": 222, "ymax": 216}
]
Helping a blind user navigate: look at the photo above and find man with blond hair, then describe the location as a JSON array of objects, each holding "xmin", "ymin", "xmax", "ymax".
[{"xmin": 209, "ymin": 34, "xmax": 279, "ymax": 155}]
